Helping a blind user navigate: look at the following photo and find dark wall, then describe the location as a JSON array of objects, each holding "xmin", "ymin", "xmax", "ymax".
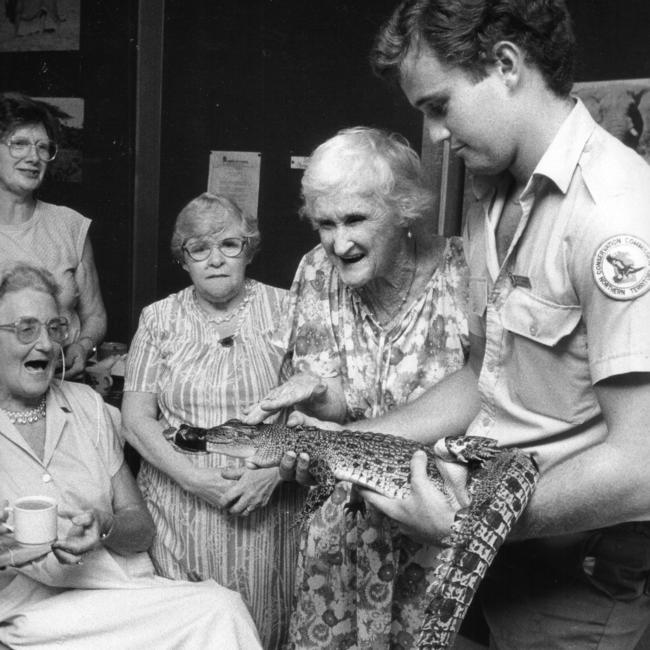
[
  {"xmin": 568, "ymin": 0, "xmax": 650, "ymax": 82},
  {"xmin": 157, "ymin": 0, "xmax": 422, "ymax": 297}
]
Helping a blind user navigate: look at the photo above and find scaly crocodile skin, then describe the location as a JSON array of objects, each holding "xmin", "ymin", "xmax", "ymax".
[{"xmin": 174, "ymin": 420, "xmax": 539, "ymax": 650}]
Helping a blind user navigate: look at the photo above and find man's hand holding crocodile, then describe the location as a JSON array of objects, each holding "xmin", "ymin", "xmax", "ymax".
[
  {"xmin": 360, "ymin": 445, "xmax": 470, "ymax": 544},
  {"xmin": 246, "ymin": 412, "xmax": 342, "ymax": 484}
]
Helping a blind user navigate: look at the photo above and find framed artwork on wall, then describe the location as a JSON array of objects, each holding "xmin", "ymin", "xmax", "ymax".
[
  {"xmin": 0, "ymin": 0, "xmax": 80, "ymax": 52},
  {"xmin": 573, "ymin": 78, "xmax": 650, "ymax": 164}
]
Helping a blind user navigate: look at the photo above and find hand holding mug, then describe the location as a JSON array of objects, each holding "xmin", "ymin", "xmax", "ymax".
[
  {"xmin": 51, "ymin": 509, "xmax": 107, "ymax": 565},
  {"xmin": 0, "ymin": 497, "xmax": 55, "ymax": 568},
  {"xmin": 6, "ymin": 496, "xmax": 58, "ymax": 545}
]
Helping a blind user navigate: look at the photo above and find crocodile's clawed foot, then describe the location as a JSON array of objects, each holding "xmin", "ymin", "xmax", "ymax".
[
  {"xmin": 344, "ymin": 484, "xmax": 366, "ymax": 518},
  {"xmin": 344, "ymin": 499, "xmax": 366, "ymax": 518}
]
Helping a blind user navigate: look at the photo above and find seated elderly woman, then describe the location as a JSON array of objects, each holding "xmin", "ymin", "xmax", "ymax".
[
  {"xmin": 0, "ymin": 264, "xmax": 261, "ymax": 649},
  {"xmin": 122, "ymin": 193, "xmax": 305, "ymax": 650},
  {"xmin": 245, "ymin": 127, "xmax": 469, "ymax": 649}
]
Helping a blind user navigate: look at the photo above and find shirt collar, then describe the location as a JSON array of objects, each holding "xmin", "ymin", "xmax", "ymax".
[{"xmin": 532, "ymin": 97, "xmax": 597, "ymax": 194}]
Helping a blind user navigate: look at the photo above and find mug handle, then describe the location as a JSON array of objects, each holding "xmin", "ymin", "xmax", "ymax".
[{"xmin": 3, "ymin": 506, "xmax": 14, "ymax": 532}]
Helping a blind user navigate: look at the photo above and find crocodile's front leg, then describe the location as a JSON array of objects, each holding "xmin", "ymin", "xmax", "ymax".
[
  {"xmin": 297, "ymin": 458, "xmax": 338, "ymax": 528},
  {"xmin": 344, "ymin": 484, "xmax": 366, "ymax": 518}
]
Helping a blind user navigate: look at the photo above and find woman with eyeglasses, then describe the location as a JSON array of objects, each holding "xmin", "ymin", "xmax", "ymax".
[
  {"xmin": 0, "ymin": 92, "xmax": 106, "ymax": 379},
  {"xmin": 121, "ymin": 192, "xmax": 306, "ymax": 650},
  {"xmin": 0, "ymin": 263, "xmax": 262, "ymax": 648}
]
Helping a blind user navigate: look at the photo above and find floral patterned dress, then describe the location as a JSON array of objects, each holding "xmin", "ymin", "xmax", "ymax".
[{"xmin": 285, "ymin": 239, "xmax": 469, "ymax": 649}]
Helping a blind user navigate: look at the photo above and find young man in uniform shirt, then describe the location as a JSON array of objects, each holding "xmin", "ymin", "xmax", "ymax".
[
  {"xmin": 264, "ymin": 0, "xmax": 650, "ymax": 646},
  {"xmin": 354, "ymin": 0, "xmax": 650, "ymax": 646}
]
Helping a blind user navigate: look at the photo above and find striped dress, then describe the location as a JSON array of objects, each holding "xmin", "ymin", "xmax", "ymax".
[{"xmin": 125, "ymin": 281, "xmax": 306, "ymax": 650}]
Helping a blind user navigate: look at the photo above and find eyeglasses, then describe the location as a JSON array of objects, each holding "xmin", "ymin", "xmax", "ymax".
[
  {"xmin": 1, "ymin": 137, "xmax": 58, "ymax": 162},
  {"xmin": 182, "ymin": 237, "xmax": 249, "ymax": 262},
  {"xmin": 0, "ymin": 317, "xmax": 69, "ymax": 344}
]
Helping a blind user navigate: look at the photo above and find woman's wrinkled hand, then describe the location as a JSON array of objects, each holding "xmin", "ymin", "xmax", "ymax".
[
  {"xmin": 184, "ymin": 467, "xmax": 241, "ymax": 509},
  {"xmin": 245, "ymin": 412, "xmax": 343, "ymax": 485},
  {"xmin": 220, "ymin": 466, "xmax": 282, "ymax": 516},
  {"xmin": 0, "ymin": 500, "xmax": 11, "ymax": 534},
  {"xmin": 242, "ymin": 373, "xmax": 328, "ymax": 425},
  {"xmin": 62, "ymin": 342, "xmax": 88, "ymax": 379},
  {"xmin": 51, "ymin": 509, "xmax": 108, "ymax": 565}
]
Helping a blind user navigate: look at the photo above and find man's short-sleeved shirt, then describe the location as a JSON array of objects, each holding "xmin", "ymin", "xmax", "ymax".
[{"xmin": 464, "ymin": 99, "xmax": 650, "ymax": 471}]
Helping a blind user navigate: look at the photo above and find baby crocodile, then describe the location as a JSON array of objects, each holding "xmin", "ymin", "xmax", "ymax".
[{"xmin": 174, "ymin": 419, "xmax": 539, "ymax": 650}]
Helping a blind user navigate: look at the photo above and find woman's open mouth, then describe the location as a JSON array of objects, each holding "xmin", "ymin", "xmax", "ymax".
[
  {"xmin": 24, "ymin": 359, "xmax": 50, "ymax": 373},
  {"xmin": 340, "ymin": 253, "xmax": 364, "ymax": 265}
]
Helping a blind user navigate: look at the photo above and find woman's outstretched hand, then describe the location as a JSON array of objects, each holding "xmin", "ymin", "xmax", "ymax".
[{"xmin": 242, "ymin": 373, "xmax": 329, "ymax": 425}]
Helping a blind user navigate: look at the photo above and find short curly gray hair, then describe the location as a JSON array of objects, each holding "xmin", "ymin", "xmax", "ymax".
[
  {"xmin": 0, "ymin": 263, "xmax": 61, "ymax": 308},
  {"xmin": 170, "ymin": 193, "xmax": 261, "ymax": 263},
  {"xmin": 300, "ymin": 126, "xmax": 433, "ymax": 228}
]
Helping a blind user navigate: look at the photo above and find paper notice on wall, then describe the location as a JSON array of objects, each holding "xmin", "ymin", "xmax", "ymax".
[{"xmin": 207, "ymin": 151, "xmax": 261, "ymax": 218}]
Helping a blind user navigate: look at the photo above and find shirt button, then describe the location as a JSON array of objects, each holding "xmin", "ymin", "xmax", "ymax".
[
  {"xmin": 529, "ymin": 324, "xmax": 538, "ymax": 336},
  {"xmin": 482, "ymin": 417, "xmax": 491, "ymax": 427},
  {"xmin": 42, "ymin": 474, "xmax": 52, "ymax": 483}
]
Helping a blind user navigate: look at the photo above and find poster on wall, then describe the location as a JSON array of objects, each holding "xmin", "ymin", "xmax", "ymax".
[
  {"xmin": 0, "ymin": 0, "xmax": 80, "ymax": 52},
  {"xmin": 573, "ymin": 78, "xmax": 650, "ymax": 164},
  {"xmin": 36, "ymin": 96, "xmax": 83, "ymax": 183},
  {"xmin": 207, "ymin": 151, "xmax": 262, "ymax": 219}
]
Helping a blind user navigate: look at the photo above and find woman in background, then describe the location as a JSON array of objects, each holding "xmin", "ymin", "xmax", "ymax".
[
  {"xmin": 0, "ymin": 91, "xmax": 106, "ymax": 378},
  {"xmin": 246, "ymin": 127, "xmax": 469, "ymax": 649},
  {"xmin": 122, "ymin": 193, "xmax": 305, "ymax": 650}
]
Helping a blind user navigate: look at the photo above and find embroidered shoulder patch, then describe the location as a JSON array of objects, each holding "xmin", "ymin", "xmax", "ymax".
[{"xmin": 592, "ymin": 235, "xmax": 650, "ymax": 300}]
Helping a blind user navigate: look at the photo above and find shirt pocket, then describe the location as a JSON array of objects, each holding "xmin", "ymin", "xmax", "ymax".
[
  {"xmin": 500, "ymin": 288, "xmax": 594, "ymax": 422},
  {"xmin": 501, "ymin": 288, "xmax": 581, "ymax": 345}
]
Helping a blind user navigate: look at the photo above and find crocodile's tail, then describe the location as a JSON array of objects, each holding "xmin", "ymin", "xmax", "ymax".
[{"xmin": 417, "ymin": 450, "xmax": 539, "ymax": 649}]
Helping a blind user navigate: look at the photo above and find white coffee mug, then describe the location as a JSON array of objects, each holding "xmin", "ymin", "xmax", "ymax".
[{"xmin": 8, "ymin": 496, "xmax": 58, "ymax": 545}]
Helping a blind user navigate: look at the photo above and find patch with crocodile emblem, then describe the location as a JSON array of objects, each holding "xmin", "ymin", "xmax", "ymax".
[{"xmin": 592, "ymin": 235, "xmax": 650, "ymax": 300}]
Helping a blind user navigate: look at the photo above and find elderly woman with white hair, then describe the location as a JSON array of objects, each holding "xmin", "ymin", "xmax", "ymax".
[
  {"xmin": 245, "ymin": 127, "xmax": 469, "ymax": 649},
  {"xmin": 0, "ymin": 263, "xmax": 261, "ymax": 649},
  {"xmin": 122, "ymin": 193, "xmax": 305, "ymax": 650}
]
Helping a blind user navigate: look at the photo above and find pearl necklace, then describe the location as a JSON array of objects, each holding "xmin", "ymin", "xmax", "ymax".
[
  {"xmin": 0, "ymin": 396, "xmax": 47, "ymax": 424},
  {"xmin": 195, "ymin": 280, "xmax": 254, "ymax": 325}
]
